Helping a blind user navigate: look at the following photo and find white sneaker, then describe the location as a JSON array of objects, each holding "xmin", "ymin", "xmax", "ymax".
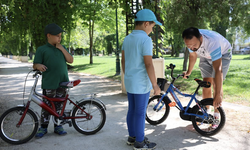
[{"xmin": 212, "ymin": 113, "xmax": 220, "ymax": 129}]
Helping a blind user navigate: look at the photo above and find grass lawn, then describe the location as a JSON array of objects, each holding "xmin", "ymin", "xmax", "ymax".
[
  {"xmin": 70, "ymin": 54, "xmax": 250, "ymax": 107},
  {"xmin": 70, "ymin": 55, "xmax": 121, "ymax": 80}
]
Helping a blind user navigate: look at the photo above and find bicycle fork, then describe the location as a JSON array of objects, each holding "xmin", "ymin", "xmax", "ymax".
[
  {"xmin": 154, "ymin": 95, "xmax": 172, "ymax": 112},
  {"xmin": 15, "ymin": 78, "xmax": 41, "ymax": 127},
  {"xmin": 16, "ymin": 101, "xmax": 31, "ymax": 127}
]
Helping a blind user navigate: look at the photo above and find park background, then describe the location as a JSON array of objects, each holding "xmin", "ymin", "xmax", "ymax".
[{"xmin": 1, "ymin": 0, "xmax": 250, "ymax": 106}]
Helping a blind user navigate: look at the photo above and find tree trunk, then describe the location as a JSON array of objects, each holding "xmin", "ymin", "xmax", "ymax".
[
  {"xmin": 68, "ymin": 30, "xmax": 71, "ymax": 53},
  {"xmin": 89, "ymin": 0, "xmax": 97, "ymax": 64},
  {"xmin": 29, "ymin": 41, "xmax": 34, "ymax": 60},
  {"xmin": 89, "ymin": 19, "xmax": 93, "ymax": 64},
  {"xmin": 183, "ymin": 47, "xmax": 189, "ymax": 71},
  {"xmin": 171, "ymin": 45, "xmax": 175, "ymax": 56}
]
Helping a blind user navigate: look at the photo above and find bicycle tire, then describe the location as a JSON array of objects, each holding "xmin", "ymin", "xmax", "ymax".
[
  {"xmin": 146, "ymin": 95, "xmax": 170, "ymax": 125},
  {"xmin": 191, "ymin": 98, "xmax": 226, "ymax": 136},
  {"xmin": 0, "ymin": 106, "xmax": 39, "ymax": 144},
  {"xmin": 72, "ymin": 100, "xmax": 106, "ymax": 135}
]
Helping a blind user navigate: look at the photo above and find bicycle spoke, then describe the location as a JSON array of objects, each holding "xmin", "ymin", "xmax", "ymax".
[
  {"xmin": 191, "ymin": 100, "xmax": 226, "ymax": 136},
  {"xmin": 0, "ymin": 107, "xmax": 39, "ymax": 144},
  {"xmin": 146, "ymin": 95, "xmax": 170, "ymax": 125}
]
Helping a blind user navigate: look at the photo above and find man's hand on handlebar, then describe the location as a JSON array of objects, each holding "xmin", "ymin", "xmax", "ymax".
[{"xmin": 182, "ymin": 71, "xmax": 190, "ymax": 79}]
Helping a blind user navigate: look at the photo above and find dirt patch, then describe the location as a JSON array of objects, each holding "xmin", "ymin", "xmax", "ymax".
[{"xmin": 225, "ymin": 108, "xmax": 250, "ymax": 133}]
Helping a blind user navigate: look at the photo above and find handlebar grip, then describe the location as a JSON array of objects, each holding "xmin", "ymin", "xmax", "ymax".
[
  {"xmin": 166, "ymin": 63, "xmax": 175, "ymax": 69},
  {"xmin": 180, "ymin": 74, "xmax": 189, "ymax": 79},
  {"xmin": 33, "ymin": 70, "xmax": 42, "ymax": 75},
  {"xmin": 180, "ymin": 74, "xmax": 189, "ymax": 78}
]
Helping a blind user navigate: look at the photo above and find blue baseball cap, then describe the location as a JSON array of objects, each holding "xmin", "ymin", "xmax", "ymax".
[{"xmin": 134, "ymin": 9, "xmax": 162, "ymax": 26}]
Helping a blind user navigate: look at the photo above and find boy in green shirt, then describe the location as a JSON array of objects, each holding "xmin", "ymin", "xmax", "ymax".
[{"xmin": 33, "ymin": 23, "xmax": 73, "ymax": 138}]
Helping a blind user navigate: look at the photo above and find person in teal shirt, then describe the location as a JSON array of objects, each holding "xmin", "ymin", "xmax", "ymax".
[
  {"xmin": 121, "ymin": 9, "xmax": 161, "ymax": 150},
  {"xmin": 33, "ymin": 23, "xmax": 73, "ymax": 138}
]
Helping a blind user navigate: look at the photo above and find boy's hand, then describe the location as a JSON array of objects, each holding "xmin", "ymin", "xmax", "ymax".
[
  {"xmin": 36, "ymin": 64, "xmax": 47, "ymax": 72},
  {"xmin": 56, "ymin": 43, "xmax": 64, "ymax": 51},
  {"xmin": 55, "ymin": 43, "xmax": 74, "ymax": 63},
  {"xmin": 153, "ymin": 84, "xmax": 161, "ymax": 95}
]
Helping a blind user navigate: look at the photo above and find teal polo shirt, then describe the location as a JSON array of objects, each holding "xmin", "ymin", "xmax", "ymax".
[
  {"xmin": 33, "ymin": 43, "xmax": 70, "ymax": 89},
  {"xmin": 122, "ymin": 30, "xmax": 153, "ymax": 94}
]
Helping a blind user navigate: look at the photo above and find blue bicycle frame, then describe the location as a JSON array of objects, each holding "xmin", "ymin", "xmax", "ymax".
[{"xmin": 154, "ymin": 80, "xmax": 209, "ymax": 120}]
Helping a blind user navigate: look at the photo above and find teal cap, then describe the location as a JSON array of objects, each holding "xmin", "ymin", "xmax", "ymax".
[
  {"xmin": 44, "ymin": 23, "xmax": 65, "ymax": 35},
  {"xmin": 134, "ymin": 9, "xmax": 162, "ymax": 26}
]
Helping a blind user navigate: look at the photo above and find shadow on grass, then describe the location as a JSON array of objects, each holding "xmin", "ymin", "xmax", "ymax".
[
  {"xmin": 107, "ymin": 75, "xmax": 121, "ymax": 81},
  {"xmin": 232, "ymin": 57, "xmax": 250, "ymax": 60},
  {"xmin": 70, "ymin": 63, "xmax": 103, "ymax": 72},
  {"xmin": 243, "ymin": 56, "xmax": 250, "ymax": 60}
]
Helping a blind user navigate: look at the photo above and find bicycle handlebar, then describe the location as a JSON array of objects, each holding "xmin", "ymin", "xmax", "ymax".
[
  {"xmin": 177, "ymin": 74, "xmax": 189, "ymax": 79},
  {"xmin": 166, "ymin": 64, "xmax": 175, "ymax": 78},
  {"xmin": 166, "ymin": 63, "xmax": 190, "ymax": 79},
  {"xmin": 32, "ymin": 70, "xmax": 42, "ymax": 77},
  {"xmin": 166, "ymin": 64, "xmax": 211, "ymax": 93},
  {"xmin": 166, "ymin": 64, "xmax": 190, "ymax": 86}
]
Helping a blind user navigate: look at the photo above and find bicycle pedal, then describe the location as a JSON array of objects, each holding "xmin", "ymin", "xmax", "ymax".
[
  {"xmin": 67, "ymin": 121, "xmax": 72, "ymax": 127},
  {"xmin": 168, "ymin": 102, "xmax": 176, "ymax": 107}
]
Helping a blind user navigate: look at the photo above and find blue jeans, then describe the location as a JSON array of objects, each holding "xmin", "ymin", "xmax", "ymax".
[{"xmin": 126, "ymin": 92, "xmax": 150, "ymax": 142}]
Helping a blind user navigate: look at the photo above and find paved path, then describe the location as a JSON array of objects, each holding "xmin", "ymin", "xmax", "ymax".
[{"xmin": 0, "ymin": 56, "xmax": 250, "ymax": 150}]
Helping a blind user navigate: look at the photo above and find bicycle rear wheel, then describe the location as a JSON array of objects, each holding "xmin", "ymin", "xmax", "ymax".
[
  {"xmin": 146, "ymin": 95, "xmax": 170, "ymax": 125},
  {"xmin": 191, "ymin": 98, "xmax": 226, "ymax": 136},
  {"xmin": 72, "ymin": 100, "xmax": 106, "ymax": 135},
  {"xmin": 0, "ymin": 106, "xmax": 39, "ymax": 144}
]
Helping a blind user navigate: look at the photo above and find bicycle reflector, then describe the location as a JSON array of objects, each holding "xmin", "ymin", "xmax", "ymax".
[
  {"xmin": 60, "ymin": 79, "xmax": 81, "ymax": 88},
  {"xmin": 72, "ymin": 79, "xmax": 81, "ymax": 87}
]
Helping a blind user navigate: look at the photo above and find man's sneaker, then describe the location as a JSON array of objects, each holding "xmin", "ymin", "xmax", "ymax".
[
  {"xmin": 35, "ymin": 128, "xmax": 47, "ymax": 138},
  {"xmin": 127, "ymin": 136, "xmax": 149, "ymax": 146},
  {"xmin": 133, "ymin": 139, "xmax": 156, "ymax": 150},
  {"xmin": 54, "ymin": 125, "xmax": 67, "ymax": 135}
]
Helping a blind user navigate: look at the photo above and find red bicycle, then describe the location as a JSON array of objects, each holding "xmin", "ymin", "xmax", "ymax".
[{"xmin": 0, "ymin": 70, "xmax": 106, "ymax": 145}]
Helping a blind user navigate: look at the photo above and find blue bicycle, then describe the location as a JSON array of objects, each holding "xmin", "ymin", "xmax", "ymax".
[{"xmin": 146, "ymin": 64, "xmax": 226, "ymax": 136}]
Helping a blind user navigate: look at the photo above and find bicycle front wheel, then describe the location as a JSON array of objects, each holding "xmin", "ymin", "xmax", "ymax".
[
  {"xmin": 0, "ymin": 106, "xmax": 39, "ymax": 144},
  {"xmin": 72, "ymin": 100, "xmax": 106, "ymax": 135},
  {"xmin": 146, "ymin": 95, "xmax": 170, "ymax": 125},
  {"xmin": 191, "ymin": 98, "xmax": 226, "ymax": 136}
]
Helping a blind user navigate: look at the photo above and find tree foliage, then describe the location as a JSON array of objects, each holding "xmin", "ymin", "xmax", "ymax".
[
  {"xmin": 0, "ymin": 0, "xmax": 78, "ymax": 56},
  {"xmin": 161, "ymin": 0, "xmax": 250, "ymax": 70},
  {"xmin": 0, "ymin": 0, "xmax": 250, "ymax": 66},
  {"xmin": 76, "ymin": 0, "xmax": 126, "ymax": 63}
]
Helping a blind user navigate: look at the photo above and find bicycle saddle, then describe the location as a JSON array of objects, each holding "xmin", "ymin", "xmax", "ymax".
[
  {"xmin": 194, "ymin": 78, "xmax": 211, "ymax": 88},
  {"xmin": 60, "ymin": 79, "xmax": 81, "ymax": 88}
]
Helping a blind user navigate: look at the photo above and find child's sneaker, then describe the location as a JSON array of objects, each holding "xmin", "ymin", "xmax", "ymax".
[
  {"xmin": 35, "ymin": 128, "xmax": 47, "ymax": 138},
  {"xmin": 54, "ymin": 125, "xmax": 67, "ymax": 135},
  {"xmin": 127, "ymin": 136, "xmax": 149, "ymax": 145},
  {"xmin": 127, "ymin": 136, "xmax": 136, "ymax": 145},
  {"xmin": 133, "ymin": 139, "xmax": 156, "ymax": 150},
  {"xmin": 212, "ymin": 113, "xmax": 220, "ymax": 129}
]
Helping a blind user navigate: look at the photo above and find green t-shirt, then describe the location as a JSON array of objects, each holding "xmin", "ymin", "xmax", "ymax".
[{"xmin": 33, "ymin": 43, "xmax": 70, "ymax": 89}]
